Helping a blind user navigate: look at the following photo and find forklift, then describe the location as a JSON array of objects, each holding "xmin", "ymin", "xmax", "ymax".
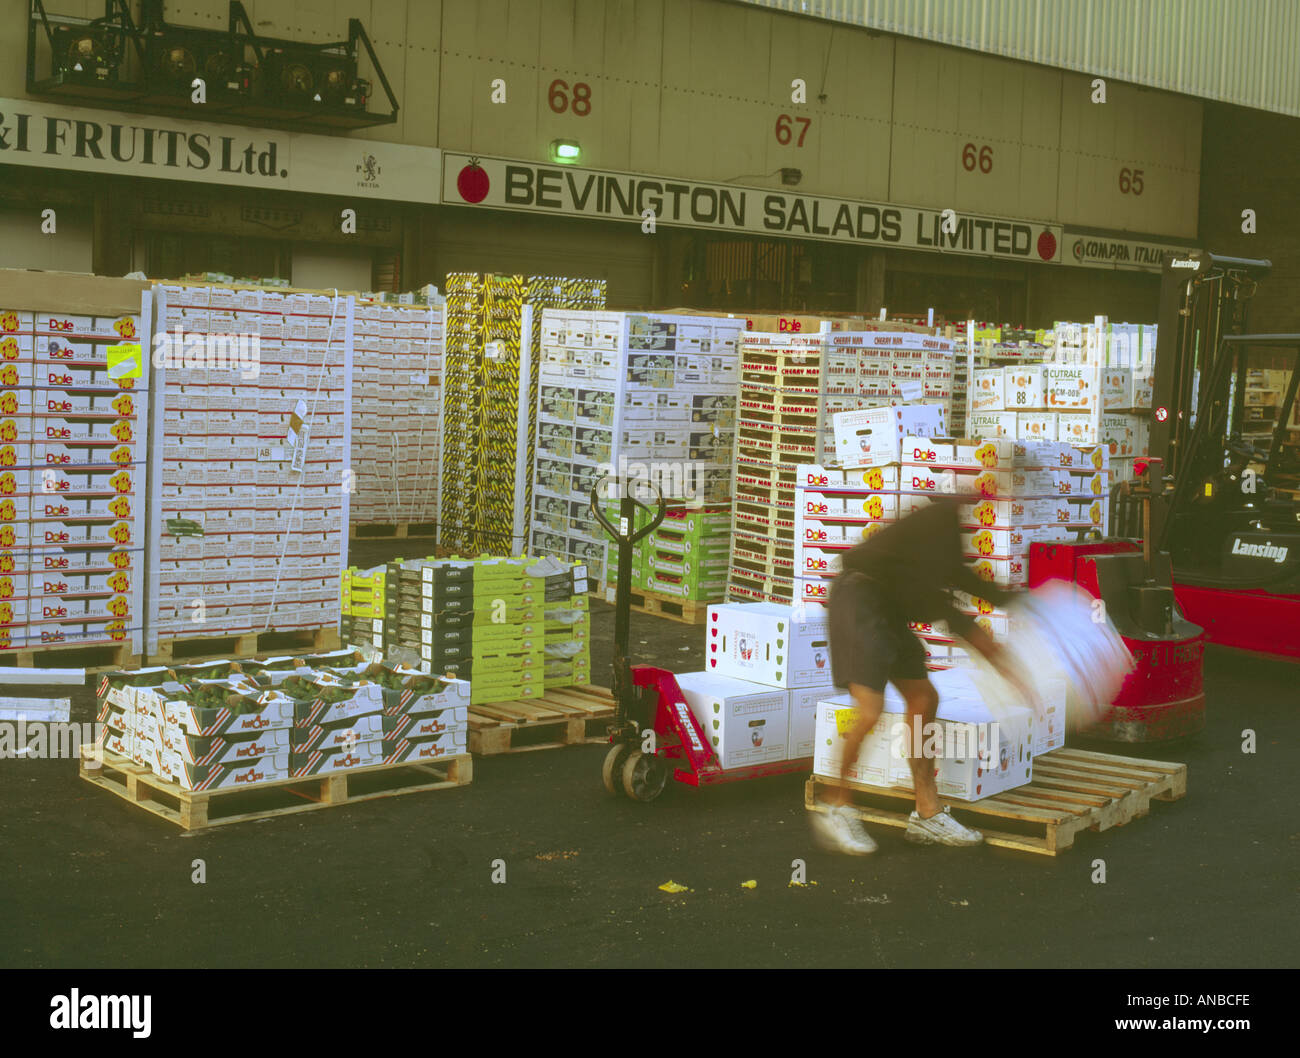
[{"xmin": 1031, "ymin": 250, "xmax": 1299, "ymax": 741}]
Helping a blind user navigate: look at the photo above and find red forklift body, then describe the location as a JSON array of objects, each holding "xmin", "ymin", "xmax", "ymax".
[{"xmin": 1029, "ymin": 540, "xmax": 1206, "ymax": 742}]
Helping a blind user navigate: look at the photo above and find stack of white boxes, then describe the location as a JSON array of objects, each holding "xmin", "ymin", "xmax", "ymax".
[
  {"xmin": 675, "ymin": 601, "xmax": 833, "ymax": 769},
  {"xmin": 1, "ymin": 286, "xmax": 150, "ymax": 657},
  {"xmin": 532, "ymin": 310, "xmax": 744, "ymax": 585},
  {"xmin": 148, "ymin": 284, "xmax": 352, "ymax": 651},
  {"xmin": 349, "ymin": 299, "xmax": 444, "ymax": 529},
  {"xmin": 812, "ymin": 667, "xmax": 1038, "ymax": 802},
  {"xmin": 790, "ymin": 405, "xmax": 948, "ymax": 612},
  {"xmin": 729, "ymin": 329, "xmax": 954, "ymax": 605},
  {"xmin": 970, "ymin": 319, "xmax": 1154, "ymax": 486}
]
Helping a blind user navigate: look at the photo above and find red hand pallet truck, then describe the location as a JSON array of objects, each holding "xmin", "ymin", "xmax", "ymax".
[{"xmin": 590, "ymin": 475, "xmax": 814, "ymax": 802}]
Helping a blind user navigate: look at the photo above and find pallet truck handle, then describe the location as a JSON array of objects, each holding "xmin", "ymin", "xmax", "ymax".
[{"xmin": 589, "ymin": 474, "xmax": 667, "ymax": 544}]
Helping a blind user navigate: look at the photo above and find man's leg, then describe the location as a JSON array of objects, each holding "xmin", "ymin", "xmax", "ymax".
[
  {"xmin": 829, "ymin": 682, "xmax": 884, "ymax": 806},
  {"xmin": 893, "ymin": 676, "xmax": 942, "ymax": 819}
]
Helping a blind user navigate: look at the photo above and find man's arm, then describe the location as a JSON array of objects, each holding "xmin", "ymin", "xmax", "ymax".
[{"xmin": 956, "ymin": 618, "xmax": 1042, "ymax": 715}]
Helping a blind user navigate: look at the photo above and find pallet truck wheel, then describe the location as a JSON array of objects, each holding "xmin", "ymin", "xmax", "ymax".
[
  {"xmin": 602, "ymin": 743, "xmax": 631, "ymax": 796},
  {"xmin": 620, "ymin": 750, "xmax": 668, "ymax": 803}
]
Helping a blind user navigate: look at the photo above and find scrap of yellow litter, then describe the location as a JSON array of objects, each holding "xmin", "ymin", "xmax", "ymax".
[
  {"xmin": 658, "ymin": 881, "xmax": 692, "ymax": 894},
  {"xmin": 788, "ymin": 880, "xmax": 819, "ymax": 888},
  {"xmin": 741, "ymin": 880, "xmax": 757, "ymax": 889}
]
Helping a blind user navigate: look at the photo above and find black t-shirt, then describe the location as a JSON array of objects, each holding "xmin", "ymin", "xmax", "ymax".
[{"xmin": 838, "ymin": 498, "xmax": 1014, "ymax": 637}]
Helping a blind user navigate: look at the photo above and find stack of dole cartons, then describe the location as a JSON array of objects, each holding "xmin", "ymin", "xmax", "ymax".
[
  {"xmin": 605, "ymin": 502, "xmax": 733, "ymax": 605},
  {"xmin": 675, "ymin": 600, "xmax": 834, "ymax": 769},
  {"xmin": 532, "ymin": 309, "xmax": 743, "ymax": 586},
  {"xmin": 792, "ymin": 403, "xmax": 947, "ymax": 612},
  {"xmin": 148, "ymin": 283, "xmax": 351, "ymax": 652},
  {"xmin": 534, "ymin": 556, "xmax": 592, "ymax": 687},
  {"xmin": 1, "ymin": 272, "xmax": 151, "ymax": 658},
  {"xmin": 438, "ymin": 275, "xmax": 607, "ymax": 557},
  {"xmin": 813, "ymin": 667, "xmax": 1037, "ymax": 801},
  {"xmin": 339, "ymin": 565, "xmax": 386, "ymax": 653},
  {"xmin": 349, "ymin": 298, "xmax": 444, "ymax": 531},
  {"xmin": 380, "ymin": 556, "xmax": 555, "ymax": 705}
]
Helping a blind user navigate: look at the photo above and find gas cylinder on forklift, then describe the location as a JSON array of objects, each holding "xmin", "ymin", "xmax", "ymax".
[{"xmin": 1028, "ymin": 458, "xmax": 1207, "ymax": 742}]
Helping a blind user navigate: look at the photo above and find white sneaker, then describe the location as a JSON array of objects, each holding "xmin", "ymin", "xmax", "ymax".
[
  {"xmin": 811, "ymin": 804, "xmax": 878, "ymax": 855},
  {"xmin": 905, "ymin": 807, "xmax": 984, "ymax": 847}
]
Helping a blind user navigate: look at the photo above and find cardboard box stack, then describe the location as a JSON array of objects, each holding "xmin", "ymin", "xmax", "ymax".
[
  {"xmin": 674, "ymin": 600, "xmax": 833, "ymax": 768},
  {"xmin": 339, "ymin": 565, "xmax": 386, "ymax": 653},
  {"xmin": 349, "ymin": 299, "xmax": 444, "ymax": 529},
  {"xmin": 605, "ymin": 502, "xmax": 732, "ymax": 603},
  {"xmin": 1, "ymin": 273, "xmax": 151, "ymax": 656},
  {"xmin": 377, "ymin": 555, "xmax": 590, "ymax": 704},
  {"xmin": 95, "ymin": 651, "xmax": 469, "ymax": 788},
  {"xmin": 970, "ymin": 319, "xmax": 1155, "ymax": 487},
  {"xmin": 148, "ymin": 284, "xmax": 352, "ymax": 651},
  {"xmin": 812, "ymin": 667, "xmax": 1038, "ymax": 801},
  {"xmin": 532, "ymin": 309, "xmax": 744, "ymax": 585},
  {"xmin": 728, "ymin": 328, "xmax": 953, "ymax": 605},
  {"xmin": 439, "ymin": 274, "xmax": 605, "ymax": 558}
]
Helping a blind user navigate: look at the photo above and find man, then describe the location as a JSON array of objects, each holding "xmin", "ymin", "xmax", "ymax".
[{"xmin": 812, "ymin": 496, "xmax": 1036, "ymax": 855}]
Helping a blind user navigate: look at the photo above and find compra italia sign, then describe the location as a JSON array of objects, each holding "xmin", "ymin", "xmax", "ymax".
[{"xmin": 442, "ymin": 153, "xmax": 1063, "ymax": 263}]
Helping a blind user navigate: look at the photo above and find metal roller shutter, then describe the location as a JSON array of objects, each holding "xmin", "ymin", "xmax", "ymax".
[{"xmin": 432, "ymin": 207, "xmax": 656, "ymax": 307}]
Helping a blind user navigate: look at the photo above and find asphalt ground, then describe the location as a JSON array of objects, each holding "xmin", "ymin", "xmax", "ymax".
[{"xmin": 0, "ymin": 579, "xmax": 1295, "ymax": 969}]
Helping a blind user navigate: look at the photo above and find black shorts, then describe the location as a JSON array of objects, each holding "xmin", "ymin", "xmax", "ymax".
[{"xmin": 828, "ymin": 570, "xmax": 928, "ymax": 693}]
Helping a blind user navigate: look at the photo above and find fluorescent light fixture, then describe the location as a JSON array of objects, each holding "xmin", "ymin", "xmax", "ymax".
[{"xmin": 550, "ymin": 139, "xmax": 581, "ymax": 163}]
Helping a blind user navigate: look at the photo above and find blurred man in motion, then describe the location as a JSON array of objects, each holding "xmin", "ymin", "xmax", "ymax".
[{"xmin": 812, "ymin": 496, "xmax": 1037, "ymax": 855}]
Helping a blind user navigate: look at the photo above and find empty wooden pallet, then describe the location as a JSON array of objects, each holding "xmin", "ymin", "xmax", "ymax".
[{"xmin": 469, "ymin": 685, "xmax": 615, "ymax": 755}]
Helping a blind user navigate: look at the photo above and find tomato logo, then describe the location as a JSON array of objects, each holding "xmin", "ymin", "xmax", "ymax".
[
  {"xmin": 110, "ymin": 421, "xmax": 133, "ymax": 442},
  {"xmin": 109, "ymin": 496, "xmax": 131, "ymax": 518},
  {"xmin": 0, "ymin": 393, "xmax": 17, "ymax": 415},
  {"xmin": 109, "ymin": 550, "xmax": 131, "ymax": 569},
  {"xmin": 0, "ymin": 500, "xmax": 14, "ymax": 521},
  {"xmin": 112, "ymin": 393, "xmax": 134, "ymax": 416},
  {"xmin": 0, "ymin": 312, "xmax": 18, "ymax": 333},
  {"xmin": 0, "ymin": 365, "xmax": 18, "ymax": 385},
  {"xmin": 109, "ymin": 522, "xmax": 131, "ymax": 544},
  {"xmin": 456, "ymin": 158, "xmax": 490, "ymax": 204},
  {"xmin": 113, "ymin": 318, "xmax": 136, "ymax": 339},
  {"xmin": 109, "ymin": 470, "xmax": 132, "ymax": 494},
  {"xmin": 0, "ymin": 473, "xmax": 13, "ymax": 496},
  {"xmin": 0, "ymin": 421, "xmax": 15, "ymax": 443}
]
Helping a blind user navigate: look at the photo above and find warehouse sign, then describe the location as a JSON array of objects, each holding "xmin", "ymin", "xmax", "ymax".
[
  {"xmin": 443, "ymin": 153, "xmax": 1064, "ymax": 263},
  {"xmin": 0, "ymin": 97, "xmax": 440, "ymax": 203},
  {"xmin": 1062, "ymin": 229, "xmax": 1198, "ymax": 273}
]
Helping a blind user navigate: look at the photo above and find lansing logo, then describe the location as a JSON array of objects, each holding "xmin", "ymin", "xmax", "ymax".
[
  {"xmin": 49, "ymin": 990, "xmax": 151, "ymax": 1038},
  {"xmin": 1170, "ymin": 257, "xmax": 1201, "ymax": 270},
  {"xmin": 1231, "ymin": 538, "xmax": 1289, "ymax": 563}
]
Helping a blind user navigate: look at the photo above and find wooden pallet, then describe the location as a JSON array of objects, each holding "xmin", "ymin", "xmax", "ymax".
[
  {"xmin": 0, "ymin": 641, "xmax": 139, "ymax": 674},
  {"xmin": 79, "ymin": 747, "xmax": 472, "ymax": 832},
  {"xmin": 150, "ymin": 626, "xmax": 341, "ymax": 665},
  {"xmin": 349, "ymin": 521, "xmax": 438, "ymax": 541},
  {"xmin": 805, "ymin": 747, "xmax": 1187, "ymax": 856},
  {"xmin": 469, "ymin": 685, "xmax": 615, "ymax": 755},
  {"xmin": 601, "ymin": 585, "xmax": 711, "ymax": 625}
]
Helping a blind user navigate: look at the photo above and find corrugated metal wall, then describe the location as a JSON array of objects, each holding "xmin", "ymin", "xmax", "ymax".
[{"xmin": 742, "ymin": 0, "xmax": 1300, "ymax": 117}]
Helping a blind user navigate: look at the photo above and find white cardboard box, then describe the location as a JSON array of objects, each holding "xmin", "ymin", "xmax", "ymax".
[
  {"xmin": 676, "ymin": 671, "xmax": 791, "ymax": 769},
  {"xmin": 811, "ymin": 694, "xmax": 904, "ymax": 786},
  {"xmin": 887, "ymin": 698, "xmax": 1035, "ymax": 802},
  {"xmin": 705, "ymin": 601, "xmax": 833, "ymax": 688},
  {"xmin": 787, "ymin": 684, "xmax": 825, "ymax": 759},
  {"xmin": 831, "ymin": 405, "xmax": 945, "ymax": 468}
]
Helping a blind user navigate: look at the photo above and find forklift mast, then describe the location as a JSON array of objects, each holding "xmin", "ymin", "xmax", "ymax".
[{"xmin": 1149, "ymin": 250, "xmax": 1272, "ymax": 543}]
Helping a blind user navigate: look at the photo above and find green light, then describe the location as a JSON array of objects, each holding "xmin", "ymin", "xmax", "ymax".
[{"xmin": 550, "ymin": 139, "xmax": 581, "ymax": 163}]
